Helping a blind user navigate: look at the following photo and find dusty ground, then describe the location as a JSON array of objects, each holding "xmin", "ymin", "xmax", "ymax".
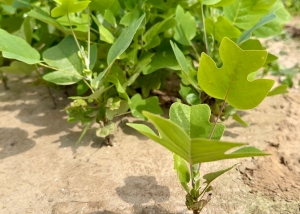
[{"xmin": 0, "ymin": 20, "xmax": 300, "ymax": 214}]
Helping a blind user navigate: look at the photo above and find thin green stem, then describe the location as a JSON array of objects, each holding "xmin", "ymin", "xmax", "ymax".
[
  {"xmin": 200, "ymin": 3, "xmax": 209, "ymax": 55},
  {"xmin": 208, "ymin": 99, "xmax": 226, "ymax": 139},
  {"xmin": 87, "ymin": 7, "xmax": 91, "ymax": 69},
  {"xmin": 67, "ymin": 13, "xmax": 87, "ymax": 68},
  {"xmin": 83, "ymin": 78, "xmax": 94, "ymax": 93}
]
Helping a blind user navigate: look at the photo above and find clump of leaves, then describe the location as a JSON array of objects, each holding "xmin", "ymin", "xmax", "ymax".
[{"xmin": 128, "ymin": 37, "xmax": 275, "ymax": 213}]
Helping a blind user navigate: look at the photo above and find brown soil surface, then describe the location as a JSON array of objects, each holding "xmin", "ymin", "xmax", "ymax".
[{"xmin": 1, "ymin": 19, "xmax": 300, "ymax": 214}]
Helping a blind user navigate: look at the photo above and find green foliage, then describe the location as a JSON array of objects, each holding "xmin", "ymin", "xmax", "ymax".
[{"xmin": 0, "ymin": 0, "xmax": 294, "ymax": 212}]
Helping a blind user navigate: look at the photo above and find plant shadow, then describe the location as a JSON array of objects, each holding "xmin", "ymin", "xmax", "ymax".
[
  {"xmin": 0, "ymin": 128, "xmax": 36, "ymax": 159},
  {"xmin": 116, "ymin": 176, "xmax": 178, "ymax": 214}
]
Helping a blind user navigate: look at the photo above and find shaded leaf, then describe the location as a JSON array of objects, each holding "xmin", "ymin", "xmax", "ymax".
[
  {"xmin": 203, "ymin": 164, "xmax": 238, "ymax": 186},
  {"xmin": 129, "ymin": 94, "xmax": 162, "ymax": 120},
  {"xmin": 174, "ymin": 154, "xmax": 190, "ymax": 192},
  {"xmin": 0, "ymin": 28, "xmax": 40, "ymax": 64},
  {"xmin": 0, "ymin": 61, "xmax": 35, "ymax": 75}
]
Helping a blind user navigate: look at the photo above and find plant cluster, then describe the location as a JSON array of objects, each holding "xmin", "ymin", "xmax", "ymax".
[
  {"xmin": 0, "ymin": 0, "xmax": 293, "ymax": 212},
  {"xmin": 0, "ymin": 0, "xmax": 291, "ymax": 143}
]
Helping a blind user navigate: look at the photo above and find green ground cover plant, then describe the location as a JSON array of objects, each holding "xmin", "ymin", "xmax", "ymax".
[{"xmin": 0, "ymin": 1, "xmax": 293, "ymax": 211}]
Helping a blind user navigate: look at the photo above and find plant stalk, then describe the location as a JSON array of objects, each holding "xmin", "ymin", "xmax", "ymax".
[
  {"xmin": 67, "ymin": 14, "xmax": 88, "ymax": 68},
  {"xmin": 208, "ymin": 99, "xmax": 226, "ymax": 139}
]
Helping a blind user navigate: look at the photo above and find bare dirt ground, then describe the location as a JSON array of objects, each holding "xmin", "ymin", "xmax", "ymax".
[{"xmin": 0, "ymin": 19, "xmax": 300, "ymax": 214}]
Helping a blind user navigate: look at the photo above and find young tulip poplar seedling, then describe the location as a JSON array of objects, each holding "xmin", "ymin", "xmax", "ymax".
[{"xmin": 128, "ymin": 37, "xmax": 275, "ymax": 213}]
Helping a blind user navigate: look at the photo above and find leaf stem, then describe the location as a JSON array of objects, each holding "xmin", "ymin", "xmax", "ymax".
[
  {"xmin": 83, "ymin": 78, "xmax": 94, "ymax": 93},
  {"xmin": 200, "ymin": 3, "xmax": 209, "ymax": 55},
  {"xmin": 208, "ymin": 99, "xmax": 226, "ymax": 139}
]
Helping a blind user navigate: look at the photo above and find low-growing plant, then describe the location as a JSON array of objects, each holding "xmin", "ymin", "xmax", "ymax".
[
  {"xmin": 0, "ymin": 0, "xmax": 292, "ymax": 144},
  {"xmin": 128, "ymin": 37, "xmax": 275, "ymax": 213}
]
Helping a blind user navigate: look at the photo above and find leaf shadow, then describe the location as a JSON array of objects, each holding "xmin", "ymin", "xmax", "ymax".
[
  {"xmin": 116, "ymin": 176, "xmax": 178, "ymax": 214},
  {"xmin": 0, "ymin": 128, "xmax": 36, "ymax": 159}
]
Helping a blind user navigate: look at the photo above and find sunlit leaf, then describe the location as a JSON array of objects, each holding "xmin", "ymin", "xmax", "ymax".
[
  {"xmin": 198, "ymin": 37, "xmax": 274, "ymax": 110},
  {"xmin": 51, "ymin": 0, "xmax": 91, "ymax": 17}
]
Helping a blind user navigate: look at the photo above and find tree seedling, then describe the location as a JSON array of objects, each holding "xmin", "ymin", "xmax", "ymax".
[{"xmin": 128, "ymin": 37, "xmax": 275, "ymax": 213}]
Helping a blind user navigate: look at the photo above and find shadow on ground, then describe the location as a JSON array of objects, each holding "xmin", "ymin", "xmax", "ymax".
[{"xmin": 0, "ymin": 127, "xmax": 35, "ymax": 159}]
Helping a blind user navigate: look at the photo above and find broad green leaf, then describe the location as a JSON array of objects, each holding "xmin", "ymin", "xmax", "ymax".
[
  {"xmin": 127, "ymin": 108, "xmax": 269, "ymax": 164},
  {"xmin": 239, "ymin": 39, "xmax": 278, "ymax": 66},
  {"xmin": 51, "ymin": 0, "xmax": 91, "ymax": 17},
  {"xmin": 253, "ymin": 1, "xmax": 291, "ymax": 37},
  {"xmin": 169, "ymin": 103, "xmax": 225, "ymax": 140},
  {"xmin": 107, "ymin": 14, "xmax": 145, "ymax": 65},
  {"xmin": 173, "ymin": 154, "xmax": 190, "ymax": 192},
  {"xmin": 0, "ymin": 29, "xmax": 40, "ymax": 64},
  {"xmin": 203, "ymin": 164, "xmax": 238, "ymax": 186},
  {"xmin": 43, "ymin": 70, "xmax": 82, "ymax": 85},
  {"xmin": 267, "ymin": 84, "xmax": 288, "ymax": 96},
  {"xmin": 173, "ymin": 5, "xmax": 196, "ymax": 46},
  {"xmin": 237, "ymin": 11, "xmax": 277, "ymax": 44},
  {"xmin": 129, "ymin": 94, "xmax": 162, "ymax": 120},
  {"xmin": 0, "ymin": 61, "xmax": 35, "ymax": 75},
  {"xmin": 224, "ymin": 0, "xmax": 268, "ymax": 30},
  {"xmin": 170, "ymin": 41, "xmax": 200, "ymax": 90},
  {"xmin": 205, "ymin": 16, "xmax": 241, "ymax": 43},
  {"xmin": 198, "ymin": 37, "xmax": 274, "ymax": 110},
  {"xmin": 43, "ymin": 36, "xmax": 84, "ymax": 74},
  {"xmin": 253, "ymin": 0, "xmax": 276, "ymax": 10}
]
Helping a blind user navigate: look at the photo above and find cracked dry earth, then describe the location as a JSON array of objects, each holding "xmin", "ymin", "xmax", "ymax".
[{"xmin": 0, "ymin": 19, "xmax": 300, "ymax": 214}]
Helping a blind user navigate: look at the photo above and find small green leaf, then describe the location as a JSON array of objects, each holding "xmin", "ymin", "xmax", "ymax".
[
  {"xmin": 129, "ymin": 94, "xmax": 162, "ymax": 120},
  {"xmin": 173, "ymin": 5, "xmax": 196, "ymax": 46},
  {"xmin": 205, "ymin": 16, "xmax": 241, "ymax": 43},
  {"xmin": 43, "ymin": 70, "xmax": 82, "ymax": 85},
  {"xmin": 0, "ymin": 61, "xmax": 35, "ymax": 75},
  {"xmin": 169, "ymin": 103, "xmax": 225, "ymax": 140},
  {"xmin": 232, "ymin": 113, "xmax": 248, "ymax": 127},
  {"xmin": 200, "ymin": 0, "xmax": 221, "ymax": 5},
  {"xmin": 203, "ymin": 164, "xmax": 238, "ymax": 186},
  {"xmin": 237, "ymin": 11, "xmax": 277, "ymax": 44},
  {"xmin": 51, "ymin": 0, "xmax": 91, "ymax": 17},
  {"xmin": 267, "ymin": 85, "xmax": 288, "ymax": 96},
  {"xmin": 173, "ymin": 154, "xmax": 190, "ymax": 193},
  {"xmin": 198, "ymin": 37, "xmax": 274, "ymax": 110},
  {"xmin": 0, "ymin": 29, "xmax": 40, "ymax": 64},
  {"xmin": 170, "ymin": 41, "xmax": 199, "ymax": 90},
  {"xmin": 107, "ymin": 14, "xmax": 145, "ymax": 65},
  {"xmin": 224, "ymin": 0, "xmax": 268, "ymax": 30},
  {"xmin": 179, "ymin": 84, "xmax": 201, "ymax": 105},
  {"xmin": 96, "ymin": 122, "xmax": 116, "ymax": 138}
]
